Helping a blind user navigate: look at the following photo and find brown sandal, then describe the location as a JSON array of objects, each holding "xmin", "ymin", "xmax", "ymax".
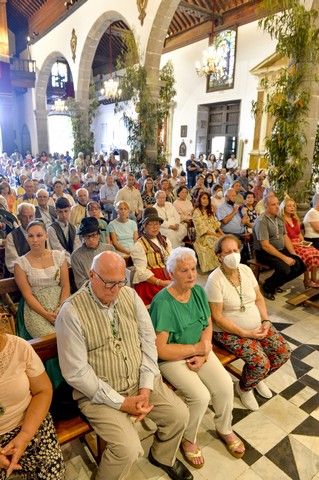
[
  {"xmin": 217, "ymin": 431, "xmax": 245, "ymax": 459},
  {"xmin": 180, "ymin": 444, "xmax": 205, "ymax": 469}
]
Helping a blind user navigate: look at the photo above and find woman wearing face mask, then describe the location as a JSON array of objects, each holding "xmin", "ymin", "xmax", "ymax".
[
  {"xmin": 204, "ymin": 173, "xmax": 215, "ymax": 191},
  {"xmin": 211, "ymin": 184, "xmax": 225, "ymax": 210},
  {"xmin": 205, "ymin": 235, "xmax": 290, "ymax": 411}
]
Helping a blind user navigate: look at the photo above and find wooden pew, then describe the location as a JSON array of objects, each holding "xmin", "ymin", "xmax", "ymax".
[
  {"xmin": 29, "ymin": 334, "xmax": 106, "ymax": 462},
  {"xmin": 247, "ymin": 258, "xmax": 271, "ymax": 283},
  {"xmin": 213, "ymin": 343, "xmax": 241, "ymax": 378}
]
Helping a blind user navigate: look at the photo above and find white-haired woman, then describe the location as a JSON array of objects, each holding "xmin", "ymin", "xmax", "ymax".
[
  {"xmin": 150, "ymin": 247, "xmax": 245, "ymax": 469},
  {"xmin": 154, "ymin": 190, "xmax": 187, "ymax": 248}
]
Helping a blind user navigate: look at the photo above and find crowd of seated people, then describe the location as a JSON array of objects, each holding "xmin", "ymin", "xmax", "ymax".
[{"xmin": 0, "ymin": 148, "xmax": 317, "ymax": 479}]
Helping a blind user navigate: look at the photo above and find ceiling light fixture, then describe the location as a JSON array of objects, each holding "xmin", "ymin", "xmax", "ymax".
[
  {"xmin": 100, "ymin": 24, "xmax": 122, "ymax": 101},
  {"xmin": 51, "ymin": 99, "xmax": 68, "ymax": 113}
]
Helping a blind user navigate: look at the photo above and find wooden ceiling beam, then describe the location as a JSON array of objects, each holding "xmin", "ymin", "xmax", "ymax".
[
  {"xmin": 178, "ymin": 0, "xmax": 212, "ymax": 19},
  {"xmin": 164, "ymin": 1, "xmax": 264, "ymax": 52}
]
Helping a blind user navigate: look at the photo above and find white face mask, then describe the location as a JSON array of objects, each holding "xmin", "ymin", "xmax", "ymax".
[
  {"xmin": 223, "ymin": 252, "xmax": 241, "ymax": 269},
  {"xmin": 216, "ymin": 191, "xmax": 223, "ymax": 198}
]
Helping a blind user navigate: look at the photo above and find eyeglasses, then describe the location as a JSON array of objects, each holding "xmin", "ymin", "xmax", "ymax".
[
  {"xmin": 84, "ymin": 232, "xmax": 100, "ymax": 239},
  {"xmin": 92, "ymin": 270, "xmax": 127, "ymax": 289}
]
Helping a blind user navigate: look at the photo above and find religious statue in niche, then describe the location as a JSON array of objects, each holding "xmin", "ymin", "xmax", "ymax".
[
  {"xmin": 207, "ymin": 29, "xmax": 237, "ymax": 92},
  {"xmin": 179, "ymin": 141, "xmax": 187, "ymax": 157},
  {"xmin": 70, "ymin": 28, "xmax": 77, "ymax": 63},
  {"xmin": 137, "ymin": 0, "xmax": 148, "ymax": 26}
]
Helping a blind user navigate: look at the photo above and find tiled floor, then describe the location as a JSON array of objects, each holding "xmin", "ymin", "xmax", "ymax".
[{"xmin": 63, "ymin": 273, "xmax": 319, "ymax": 480}]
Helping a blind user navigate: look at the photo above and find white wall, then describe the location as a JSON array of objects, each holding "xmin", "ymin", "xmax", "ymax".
[
  {"xmin": 48, "ymin": 114, "xmax": 73, "ymax": 154},
  {"xmin": 161, "ymin": 21, "xmax": 277, "ymax": 168},
  {"xmin": 92, "ymin": 101, "xmax": 135, "ymax": 154}
]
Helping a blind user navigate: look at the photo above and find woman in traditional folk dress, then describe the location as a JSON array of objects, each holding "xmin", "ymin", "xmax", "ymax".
[
  {"xmin": 131, "ymin": 207, "xmax": 172, "ymax": 305},
  {"xmin": 14, "ymin": 221, "xmax": 70, "ymax": 339},
  {"xmin": 192, "ymin": 191, "xmax": 223, "ymax": 273}
]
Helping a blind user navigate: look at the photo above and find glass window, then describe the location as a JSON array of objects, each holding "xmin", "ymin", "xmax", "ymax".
[
  {"xmin": 207, "ymin": 29, "xmax": 237, "ymax": 92},
  {"xmin": 51, "ymin": 62, "xmax": 68, "ymax": 88}
]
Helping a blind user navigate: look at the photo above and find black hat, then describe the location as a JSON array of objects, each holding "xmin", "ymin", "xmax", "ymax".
[
  {"xmin": 77, "ymin": 217, "xmax": 100, "ymax": 236},
  {"xmin": 141, "ymin": 207, "xmax": 163, "ymax": 225},
  {"xmin": 55, "ymin": 197, "xmax": 71, "ymax": 209}
]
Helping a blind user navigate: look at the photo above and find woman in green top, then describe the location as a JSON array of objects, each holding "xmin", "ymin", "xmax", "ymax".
[{"xmin": 150, "ymin": 247, "xmax": 245, "ymax": 469}]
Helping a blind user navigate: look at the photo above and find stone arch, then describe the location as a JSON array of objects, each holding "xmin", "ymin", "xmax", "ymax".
[
  {"xmin": 35, "ymin": 51, "xmax": 71, "ymax": 152},
  {"xmin": 76, "ymin": 11, "xmax": 133, "ymax": 105},
  {"xmin": 144, "ymin": 0, "xmax": 180, "ymax": 95}
]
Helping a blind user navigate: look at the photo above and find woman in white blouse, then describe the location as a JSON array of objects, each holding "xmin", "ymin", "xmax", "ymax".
[
  {"xmin": 14, "ymin": 221, "xmax": 70, "ymax": 338},
  {"xmin": 173, "ymin": 186, "xmax": 194, "ymax": 224},
  {"xmin": 154, "ymin": 190, "xmax": 187, "ymax": 248}
]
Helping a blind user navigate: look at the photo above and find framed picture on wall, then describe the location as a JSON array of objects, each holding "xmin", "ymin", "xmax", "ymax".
[
  {"xmin": 180, "ymin": 125, "xmax": 188, "ymax": 137},
  {"xmin": 206, "ymin": 28, "xmax": 237, "ymax": 92}
]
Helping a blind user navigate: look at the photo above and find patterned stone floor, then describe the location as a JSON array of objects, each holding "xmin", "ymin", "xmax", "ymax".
[{"xmin": 62, "ymin": 274, "xmax": 319, "ymax": 480}]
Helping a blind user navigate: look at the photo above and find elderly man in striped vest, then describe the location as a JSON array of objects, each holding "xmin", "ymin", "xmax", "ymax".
[{"xmin": 56, "ymin": 251, "xmax": 193, "ymax": 480}]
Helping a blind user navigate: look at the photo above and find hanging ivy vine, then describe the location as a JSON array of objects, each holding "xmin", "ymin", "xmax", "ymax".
[
  {"xmin": 66, "ymin": 83, "xmax": 99, "ymax": 157},
  {"xmin": 116, "ymin": 32, "xmax": 176, "ymax": 173},
  {"xmin": 258, "ymin": 0, "xmax": 319, "ymax": 199}
]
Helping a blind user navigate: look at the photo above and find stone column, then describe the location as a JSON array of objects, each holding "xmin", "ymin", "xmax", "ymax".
[
  {"xmin": 143, "ymin": 0, "xmax": 180, "ymax": 172},
  {"xmin": 35, "ymin": 110, "xmax": 49, "ymax": 153},
  {"xmin": 0, "ymin": 0, "xmax": 9, "ymax": 63},
  {"xmin": 0, "ymin": 0, "xmax": 15, "ymax": 154},
  {"xmin": 297, "ymin": 0, "xmax": 319, "ymax": 204}
]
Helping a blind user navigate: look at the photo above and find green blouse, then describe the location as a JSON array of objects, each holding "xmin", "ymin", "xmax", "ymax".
[{"xmin": 150, "ymin": 284, "xmax": 210, "ymax": 344}]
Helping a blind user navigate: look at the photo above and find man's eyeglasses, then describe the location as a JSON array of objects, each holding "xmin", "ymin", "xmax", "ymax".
[
  {"xmin": 92, "ymin": 270, "xmax": 127, "ymax": 289},
  {"xmin": 84, "ymin": 232, "xmax": 99, "ymax": 239}
]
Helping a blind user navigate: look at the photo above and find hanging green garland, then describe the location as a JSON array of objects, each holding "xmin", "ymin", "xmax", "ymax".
[
  {"xmin": 116, "ymin": 33, "xmax": 176, "ymax": 172},
  {"xmin": 258, "ymin": 0, "xmax": 319, "ymax": 199},
  {"xmin": 66, "ymin": 83, "xmax": 99, "ymax": 157}
]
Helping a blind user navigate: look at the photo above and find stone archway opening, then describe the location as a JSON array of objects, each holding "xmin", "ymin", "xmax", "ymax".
[
  {"xmin": 77, "ymin": 11, "xmax": 135, "ymax": 156},
  {"xmin": 35, "ymin": 52, "xmax": 74, "ymax": 154},
  {"xmin": 77, "ymin": 11, "xmax": 133, "ymax": 106}
]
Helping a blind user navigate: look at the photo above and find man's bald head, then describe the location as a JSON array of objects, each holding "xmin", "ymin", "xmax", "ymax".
[
  {"xmin": 90, "ymin": 251, "xmax": 127, "ymax": 305},
  {"xmin": 92, "ymin": 251, "xmax": 126, "ymax": 277}
]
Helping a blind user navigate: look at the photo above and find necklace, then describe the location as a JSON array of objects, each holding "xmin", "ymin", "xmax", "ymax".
[
  {"xmin": 157, "ymin": 205, "xmax": 168, "ymax": 221},
  {"xmin": 221, "ymin": 267, "xmax": 246, "ymax": 312}
]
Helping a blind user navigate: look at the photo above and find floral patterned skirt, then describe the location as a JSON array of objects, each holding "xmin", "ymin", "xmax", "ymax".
[{"xmin": 0, "ymin": 414, "xmax": 65, "ymax": 480}]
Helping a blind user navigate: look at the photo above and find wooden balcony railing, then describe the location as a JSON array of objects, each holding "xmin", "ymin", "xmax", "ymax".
[
  {"xmin": 10, "ymin": 57, "xmax": 36, "ymax": 74},
  {"xmin": 10, "ymin": 57, "xmax": 36, "ymax": 90}
]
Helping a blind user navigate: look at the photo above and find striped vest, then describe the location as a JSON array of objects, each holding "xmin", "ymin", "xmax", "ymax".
[
  {"xmin": 138, "ymin": 237, "xmax": 168, "ymax": 269},
  {"xmin": 71, "ymin": 285, "xmax": 142, "ymax": 396}
]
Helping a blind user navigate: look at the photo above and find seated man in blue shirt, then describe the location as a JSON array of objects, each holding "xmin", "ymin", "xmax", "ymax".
[
  {"xmin": 217, "ymin": 188, "xmax": 250, "ymax": 262},
  {"xmin": 217, "ymin": 188, "xmax": 249, "ymax": 236}
]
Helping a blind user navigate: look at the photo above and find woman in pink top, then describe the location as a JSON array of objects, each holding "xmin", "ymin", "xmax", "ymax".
[{"xmin": 0, "ymin": 332, "xmax": 64, "ymax": 479}]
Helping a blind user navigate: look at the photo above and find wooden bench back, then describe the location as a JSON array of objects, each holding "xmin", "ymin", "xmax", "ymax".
[
  {"xmin": 29, "ymin": 333, "xmax": 58, "ymax": 362},
  {"xmin": 0, "ymin": 277, "xmax": 19, "ymax": 295}
]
